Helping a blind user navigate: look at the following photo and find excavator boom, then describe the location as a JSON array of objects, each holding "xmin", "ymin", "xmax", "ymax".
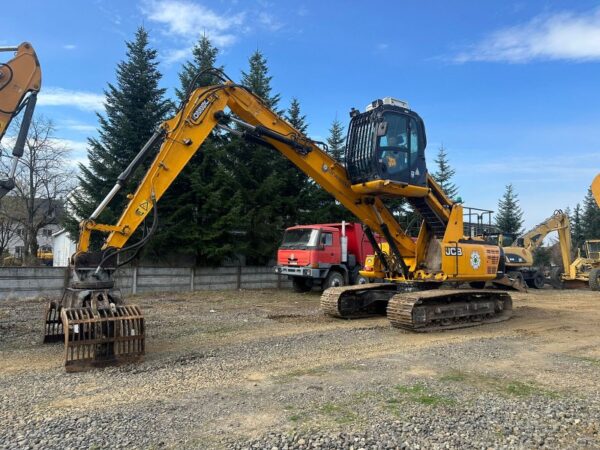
[{"xmin": 0, "ymin": 43, "xmax": 41, "ymax": 199}]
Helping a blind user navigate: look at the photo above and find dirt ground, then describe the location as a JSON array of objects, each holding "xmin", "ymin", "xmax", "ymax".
[{"xmin": 1, "ymin": 287, "xmax": 599, "ymax": 449}]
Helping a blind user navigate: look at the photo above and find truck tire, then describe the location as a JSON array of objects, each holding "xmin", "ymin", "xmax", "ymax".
[
  {"xmin": 589, "ymin": 268, "xmax": 600, "ymax": 291},
  {"xmin": 292, "ymin": 277, "xmax": 312, "ymax": 293},
  {"xmin": 323, "ymin": 271, "xmax": 345, "ymax": 289},
  {"xmin": 528, "ymin": 271, "xmax": 545, "ymax": 289},
  {"xmin": 550, "ymin": 267, "xmax": 563, "ymax": 289},
  {"xmin": 354, "ymin": 274, "xmax": 369, "ymax": 285}
]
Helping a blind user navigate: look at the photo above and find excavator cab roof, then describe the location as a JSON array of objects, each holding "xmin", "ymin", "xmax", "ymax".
[{"xmin": 345, "ymin": 101, "xmax": 427, "ymax": 187}]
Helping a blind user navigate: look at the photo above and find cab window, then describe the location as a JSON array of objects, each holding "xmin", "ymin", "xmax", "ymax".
[{"xmin": 320, "ymin": 232, "xmax": 333, "ymax": 247}]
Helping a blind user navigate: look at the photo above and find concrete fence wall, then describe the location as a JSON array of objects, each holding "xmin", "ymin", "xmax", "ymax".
[{"xmin": 0, "ymin": 266, "xmax": 292, "ymax": 300}]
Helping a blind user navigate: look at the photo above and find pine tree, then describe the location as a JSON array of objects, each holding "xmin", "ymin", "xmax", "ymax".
[
  {"xmin": 432, "ymin": 144, "xmax": 458, "ymax": 199},
  {"xmin": 582, "ymin": 189, "xmax": 600, "ymax": 240},
  {"xmin": 241, "ymin": 51, "xmax": 281, "ymax": 110},
  {"xmin": 327, "ymin": 118, "xmax": 345, "ymax": 163},
  {"xmin": 285, "ymin": 97, "xmax": 308, "ymax": 133},
  {"xmin": 175, "ymin": 34, "xmax": 222, "ymax": 103},
  {"xmin": 144, "ymin": 34, "xmax": 245, "ymax": 265},
  {"xmin": 495, "ymin": 184, "xmax": 524, "ymax": 235},
  {"xmin": 297, "ymin": 116, "xmax": 353, "ymax": 224},
  {"xmin": 66, "ymin": 27, "xmax": 171, "ymax": 245},
  {"xmin": 571, "ymin": 203, "xmax": 585, "ymax": 250}
]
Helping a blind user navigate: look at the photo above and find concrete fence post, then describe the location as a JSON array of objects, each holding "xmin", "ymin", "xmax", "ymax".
[
  {"xmin": 277, "ymin": 272, "xmax": 281, "ymax": 289},
  {"xmin": 190, "ymin": 267, "xmax": 195, "ymax": 291},
  {"xmin": 63, "ymin": 267, "xmax": 70, "ymax": 288},
  {"xmin": 132, "ymin": 267, "xmax": 138, "ymax": 295},
  {"xmin": 236, "ymin": 265, "xmax": 242, "ymax": 290}
]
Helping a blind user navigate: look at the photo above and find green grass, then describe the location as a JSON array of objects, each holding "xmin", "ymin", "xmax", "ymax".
[
  {"xmin": 393, "ymin": 383, "xmax": 455, "ymax": 406},
  {"xmin": 578, "ymin": 356, "xmax": 600, "ymax": 366},
  {"xmin": 439, "ymin": 370, "xmax": 558, "ymax": 398},
  {"xmin": 319, "ymin": 402, "xmax": 358, "ymax": 424}
]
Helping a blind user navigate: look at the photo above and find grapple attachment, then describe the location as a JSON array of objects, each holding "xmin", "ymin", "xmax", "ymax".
[{"xmin": 61, "ymin": 305, "xmax": 144, "ymax": 372}]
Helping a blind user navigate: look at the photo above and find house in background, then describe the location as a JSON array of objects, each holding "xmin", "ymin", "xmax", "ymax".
[{"xmin": 52, "ymin": 228, "xmax": 76, "ymax": 266}]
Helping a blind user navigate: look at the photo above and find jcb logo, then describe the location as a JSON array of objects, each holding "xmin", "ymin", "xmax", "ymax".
[{"xmin": 445, "ymin": 247, "xmax": 463, "ymax": 256}]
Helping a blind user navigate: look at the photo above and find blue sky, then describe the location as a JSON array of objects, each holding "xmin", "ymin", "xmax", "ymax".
[{"xmin": 2, "ymin": 0, "xmax": 600, "ymax": 229}]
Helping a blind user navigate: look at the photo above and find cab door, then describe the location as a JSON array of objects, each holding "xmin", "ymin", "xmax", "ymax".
[{"xmin": 317, "ymin": 230, "xmax": 341, "ymax": 265}]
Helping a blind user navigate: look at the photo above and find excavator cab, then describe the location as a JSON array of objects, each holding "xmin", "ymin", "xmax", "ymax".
[{"xmin": 346, "ymin": 97, "xmax": 427, "ymax": 187}]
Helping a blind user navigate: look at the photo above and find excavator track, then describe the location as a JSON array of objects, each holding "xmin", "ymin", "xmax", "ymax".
[
  {"xmin": 320, "ymin": 283, "xmax": 396, "ymax": 318},
  {"xmin": 387, "ymin": 289, "xmax": 512, "ymax": 332}
]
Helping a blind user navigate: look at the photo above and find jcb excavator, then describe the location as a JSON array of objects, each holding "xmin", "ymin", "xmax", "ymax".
[
  {"xmin": 45, "ymin": 70, "xmax": 516, "ymax": 371},
  {"xmin": 0, "ymin": 42, "xmax": 41, "ymax": 199}
]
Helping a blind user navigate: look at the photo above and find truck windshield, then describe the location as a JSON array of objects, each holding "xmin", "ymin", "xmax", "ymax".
[{"xmin": 280, "ymin": 229, "xmax": 320, "ymax": 249}]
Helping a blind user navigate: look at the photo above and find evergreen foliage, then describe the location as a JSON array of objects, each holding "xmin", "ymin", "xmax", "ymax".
[
  {"xmin": 65, "ymin": 27, "xmax": 171, "ymax": 246},
  {"xmin": 175, "ymin": 34, "xmax": 223, "ymax": 103},
  {"xmin": 241, "ymin": 51, "xmax": 281, "ymax": 110},
  {"xmin": 432, "ymin": 145, "xmax": 458, "ymax": 199},
  {"xmin": 327, "ymin": 118, "xmax": 345, "ymax": 163},
  {"xmin": 144, "ymin": 34, "xmax": 246, "ymax": 265},
  {"xmin": 582, "ymin": 189, "xmax": 600, "ymax": 240},
  {"xmin": 571, "ymin": 203, "xmax": 585, "ymax": 250},
  {"xmin": 495, "ymin": 184, "xmax": 524, "ymax": 235}
]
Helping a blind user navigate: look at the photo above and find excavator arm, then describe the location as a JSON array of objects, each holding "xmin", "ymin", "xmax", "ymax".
[{"xmin": 0, "ymin": 43, "xmax": 41, "ymax": 198}]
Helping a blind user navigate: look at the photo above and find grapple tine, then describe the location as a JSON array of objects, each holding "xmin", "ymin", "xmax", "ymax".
[
  {"xmin": 62, "ymin": 305, "xmax": 145, "ymax": 372},
  {"xmin": 43, "ymin": 300, "xmax": 64, "ymax": 343}
]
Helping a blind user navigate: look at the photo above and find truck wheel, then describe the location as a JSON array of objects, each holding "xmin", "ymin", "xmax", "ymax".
[
  {"xmin": 589, "ymin": 268, "xmax": 600, "ymax": 291},
  {"xmin": 354, "ymin": 274, "xmax": 369, "ymax": 285},
  {"xmin": 530, "ymin": 271, "xmax": 545, "ymax": 289},
  {"xmin": 324, "ymin": 271, "xmax": 345, "ymax": 289},
  {"xmin": 550, "ymin": 267, "xmax": 563, "ymax": 289},
  {"xmin": 292, "ymin": 277, "xmax": 312, "ymax": 293}
]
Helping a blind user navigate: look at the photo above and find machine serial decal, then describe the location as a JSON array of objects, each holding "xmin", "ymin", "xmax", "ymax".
[
  {"xmin": 470, "ymin": 251, "xmax": 482, "ymax": 270},
  {"xmin": 445, "ymin": 247, "xmax": 463, "ymax": 256},
  {"xmin": 191, "ymin": 98, "xmax": 211, "ymax": 121}
]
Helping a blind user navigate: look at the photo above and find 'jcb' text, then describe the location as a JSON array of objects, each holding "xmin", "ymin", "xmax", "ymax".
[{"xmin": 445, "ymin": 247, "xmax": 463, "ymax": 256}]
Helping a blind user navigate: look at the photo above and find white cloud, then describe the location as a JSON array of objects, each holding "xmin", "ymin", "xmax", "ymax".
[
  {"xmin": 58, "ymin": 119, "xmax": 97, "ymax": 133},
  {"xmin": 142, "ymin": 0, "xmax": 245, "ymax": 48},
  {"xmin": 455, "ymin": 7, "xmax": 600, "ymax": 63},
  {"xmin": 259, "ymin": 12, "xmax": 282, "ymax": 31},
  {"xmin": 63, "ymin": 44, "xmax": 77, "ymax": 50},
  {"xmin": 38, "ymin": 87, "xmax": 105, "ymax": 112}
]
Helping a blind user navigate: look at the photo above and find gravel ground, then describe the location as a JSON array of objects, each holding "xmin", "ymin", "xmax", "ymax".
[{"xmin": 0, "ymin": 288, "xmax": 599, "ymax": 449}]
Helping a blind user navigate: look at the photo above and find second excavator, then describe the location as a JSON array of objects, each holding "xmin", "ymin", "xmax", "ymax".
[
  {"xmin": 45, "ymin": 71, "xmax": 516, "ymax": 371},
  {"xmin": 0, "ymin": 42, "xmax": 41, "ymax": 199}
]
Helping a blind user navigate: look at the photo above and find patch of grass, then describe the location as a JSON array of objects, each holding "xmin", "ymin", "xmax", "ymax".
[
  {"xmin": 578, "ymin": 356, "xmax": 600, "ymax": 366},
  {"xmin": 319, "ymin": 402, "xmax": 358, "ymax": 424},
  {"xmin": 392, "ymin": 383, "xmax": 455, "ymax": 407},
  {"xmin": 439, "ymin": 370, "xmax": 559, "ymax": 399}
]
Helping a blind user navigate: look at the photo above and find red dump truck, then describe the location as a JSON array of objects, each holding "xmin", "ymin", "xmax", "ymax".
[{"xmin": 275, "ymin": 222, "xmax": 381, "ymax": 292}]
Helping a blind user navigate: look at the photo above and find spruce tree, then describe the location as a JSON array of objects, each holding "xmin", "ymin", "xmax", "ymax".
[
  {"xmin": 495, "ymin": 184, "xmax": 524, "ymax": 235},
  {"xmin": 66, "ymin": 27, "xmax": 171, "ymax": 245},
  {"xmin": 285, "ymin": 97, "xmax": 308, "ymax": 133},
  {"xmin": 241, "ymin": 51, "xmax": 281, "ymax": 110},
  {"xmin": 175, "ymin": 34, "xmax": 222, "ymax": 103},
  {"xmin": 582, "ymin": 189, "xmax": 600, "ymax": 240},
  {"xmin": 432, "ymin": 144, "xmax": 458, "ymax": 199},
  {"xmin": 297, "ymin": 117, "xmax": 353, "ymax": 224},
  {"xmin": 571, "ymin": 203, "xmax": 585, "ymax": 250},
  {"xmin": 145, "ymin": 34, "xmax": 245, "ymax": 265},
  {"xmin": 327, "ymin": 118, "xmax": 345, "ymax": 163}
]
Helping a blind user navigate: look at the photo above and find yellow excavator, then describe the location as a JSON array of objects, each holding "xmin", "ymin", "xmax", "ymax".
[
  {"xmin": 486, "ymin": 211, "xmax": 572, "ymax": 289},
  {"xmin": 0, "ymin": 42, "xmax": 41, "ymax": 199},
  {"xmin": 45, "ymin": 71, "xmax": 517, "ymax": 371}
]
